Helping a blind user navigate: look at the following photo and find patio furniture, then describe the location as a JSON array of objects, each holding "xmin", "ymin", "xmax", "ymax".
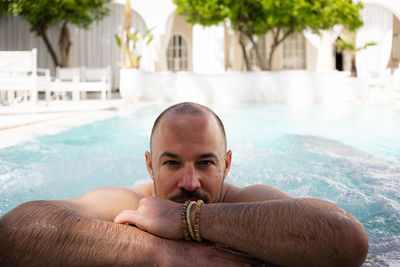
[
  {"xmin": 0, "ymin": 48, "xmax": 50, "ymax": 104},
  {"xmin": 80, "ymin": 66, "xmax": 112, "ymax": 100},
  {"xmin": 46, "ymin": 67, "xmax": 82, "ymax": 101},
  {"xmin": 46, "ymin": 66, "xmax": 111, "ymax": 101}
]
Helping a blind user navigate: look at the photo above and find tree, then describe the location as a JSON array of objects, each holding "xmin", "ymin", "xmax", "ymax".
[
  {"xmin": 335, "ymin": 34, "xmax": 376, "ymax": 77},
  {"xmin": 174, "ymin": 0, "xmax": 364, "ymax": 71},
  {"xmin": 0, "ymin": 0, "xmax": 111, "ymax": 67}
]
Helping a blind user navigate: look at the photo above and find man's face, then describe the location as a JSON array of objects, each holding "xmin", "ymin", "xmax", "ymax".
[{"xmin": 145, "ymin": 112, "xmax": 231, "ymax": 203}]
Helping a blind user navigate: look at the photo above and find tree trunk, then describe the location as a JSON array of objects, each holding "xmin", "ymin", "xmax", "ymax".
[
  {"xmin": 59, "ymin": 20, "xmax": 71, "ymax": 67},
  {"xmin": 239, "ymin": 32, "xmax": 251, "ymax": 71},
  {"xmin": 351, "ymin": 54, "xmax": 357, "ymax": 77},
  {"xmin": 38, "ymin": 26, "xmax": 60, "ymax": 67},
  {"xmin": 247, "ymin": 34, "xmax": 265, "ymax": 70},
  {"xmin": 223, "ymin": 21, "xmax": 230, "ymax": 71},
  {"xmin": 267, "ymin": 44, "xmax": 277, "ymax": 71},
  {"xmin": 266, "ymin": 27, "xmax": 294, "ymax": 71}
]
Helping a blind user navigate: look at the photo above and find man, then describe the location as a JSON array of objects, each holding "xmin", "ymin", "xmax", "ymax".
[{"xmin": 0, "ymin": 102, "xmax": 368, "ymax": 266}]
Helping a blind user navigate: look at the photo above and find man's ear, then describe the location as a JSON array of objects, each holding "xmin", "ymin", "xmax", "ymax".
[
  {"xmin": 145, "ymin": 151, "xmax": 154, "ymax": 181},
  {"xmin": 224, "ymin": 150, "xmax": 232, "ymax": 179}
]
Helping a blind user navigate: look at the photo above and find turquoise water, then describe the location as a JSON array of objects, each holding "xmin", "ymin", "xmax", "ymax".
[{"xmin": 1, "ymin": 103, "xmax": 399, "ymax": 266}]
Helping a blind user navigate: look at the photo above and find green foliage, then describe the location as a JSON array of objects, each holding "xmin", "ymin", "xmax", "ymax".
[
  {"xmin": 336, "ymin": 36, "xmax": 376, "ymax": 54},
  {"xmin": 1, "ymin": 0, "xmax": 111, "ymax": 33},
  {"xmin": 300, "ymin": 0, "xmax": 363, "ymax": 32},
  {"xmin": 0, "ymin": 0, "xmax": 20, "ymax": 15},
  {"xmin": 115, "ymin": 34, "xmax": 122, "ymax": 48},
  {"xmin": 116, "ymin": 28, "xmax": 154, "ymax": 68},
  {"xmin": 0, "ymin": 0, "xmax": 111, "ymax": 67},
  {"xmin": 174, "ymin": 0, "xmax": 363, "ymax": 34},
  {"xmin": 335, "ymin": 33, "xmax": 375, "ymax": 77},
  {"xmin": 173, "ymin": 0, "xmax": 365, "ymax": 70},
  {"xmin": 174, "ymin": 0, "xmax": 229, "ymax": 26}
]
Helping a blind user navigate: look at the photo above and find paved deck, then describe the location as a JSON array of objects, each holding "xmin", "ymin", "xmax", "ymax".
[{"xmin": 0, "ymin": 99, "xmax": 128, "ymax": 149}]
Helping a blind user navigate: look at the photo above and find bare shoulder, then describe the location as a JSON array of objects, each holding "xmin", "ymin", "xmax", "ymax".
[
  {"xmin": 222, "ymin": 183, "xmax": 293, "ymax": 203},
  {"xmin": 66, "ymin": 186, "xmax": 144, "ymax": 221},
  {"xmin": 131, "ymin": 182, "xmax": 155, "ymax": 197}
]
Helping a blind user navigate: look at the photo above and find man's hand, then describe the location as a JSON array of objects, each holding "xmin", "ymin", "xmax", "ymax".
[{"xmin": 114, "ymin": 196, "xmax": 184, "ymax": 239}]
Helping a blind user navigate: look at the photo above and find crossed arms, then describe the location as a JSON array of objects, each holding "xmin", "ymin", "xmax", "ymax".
[{"xmin": 0, "ymin": 184, "xmax": 368, "ymax": 266}]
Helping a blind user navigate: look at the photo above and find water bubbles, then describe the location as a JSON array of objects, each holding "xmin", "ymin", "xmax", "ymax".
[{"xmin": 0, "ymin": 103, "xmax": 399, "ymax": 265}]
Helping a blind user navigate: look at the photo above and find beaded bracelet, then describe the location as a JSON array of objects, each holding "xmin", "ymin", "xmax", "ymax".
[
  {"xmin": 194, "ymin": 200, "xmax": 204, "ymax": 242},
  {"xmin": 181, "ymin": 200, "xmax": 191, "ymax": 240},
  {"xmin": 186, "ymin": 201, "xmax": 196, "ymax": 240}
]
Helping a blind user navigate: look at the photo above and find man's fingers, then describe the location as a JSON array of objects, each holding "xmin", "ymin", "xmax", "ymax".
[{"xmin": 114, "ymin": 210, "xmax": 139, "ymax": 224}]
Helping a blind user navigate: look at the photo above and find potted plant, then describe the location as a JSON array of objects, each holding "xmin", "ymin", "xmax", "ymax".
[{"xmin": 115, "ymin": 0, "xmax": 153, "ymax": 102}]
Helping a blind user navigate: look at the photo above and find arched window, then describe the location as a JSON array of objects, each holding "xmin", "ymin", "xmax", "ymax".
[
  {"xmin": 167, "ymin": 34, "xmax": 188, "ymax": 71},
  {"xmin": 282, "ymin": 32, "xmax": 306, "ymax": 70}
]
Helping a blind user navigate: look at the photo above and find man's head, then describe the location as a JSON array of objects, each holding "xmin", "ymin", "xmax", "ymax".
[{"xmin": 145, "ymin": 102, "xmax": 232, "ymax": 203}]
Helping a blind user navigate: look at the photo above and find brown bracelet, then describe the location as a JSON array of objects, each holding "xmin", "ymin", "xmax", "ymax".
[
  {"xmin": 186, "ymin": 201, "xmax": 196, "ymax": 240},
  {"xmin": 181, "ymin": 200, "xmax": 191, "ymax": 240},
  {"xmin": 194, "ymin": 200, "xmax": 204, "ymax": 242}
]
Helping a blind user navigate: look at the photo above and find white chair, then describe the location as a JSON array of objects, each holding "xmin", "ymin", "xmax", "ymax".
[
  {"xmin": 0, "ymin": 48, "xmax": 43, "ymax": 104},
  {"xmin": 46, "ymin": 67, "xmax": 82, "ymax": 101},
  {"xmin": 80, "ymin": 66, "xmax": 112, "ymax": 100},
  {"xmin": 46, "ymin": 66, "xmax": 111, "ymax": 101}
]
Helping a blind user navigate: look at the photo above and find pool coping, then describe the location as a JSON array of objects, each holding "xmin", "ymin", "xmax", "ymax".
[
  {"xmin": 0, "ymin": 99, "xmax": 158, "ymax": 149},
  {"xmin": 1, "ymin": 97, "xmax": 400, "ymax": 150}
]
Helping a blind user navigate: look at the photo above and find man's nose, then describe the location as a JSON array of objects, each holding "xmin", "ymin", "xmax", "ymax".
[{"xmin": 178, "ymin": 164, "xmax": 201, "ymax": 191}]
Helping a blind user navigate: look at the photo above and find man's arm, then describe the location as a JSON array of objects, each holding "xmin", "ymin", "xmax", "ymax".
[
  {"xmin": 115, "ymin": 185, "xmax": 369, "ymax": 267},
  {"xmin": 199, "ymin": 198, "xmax": 368, "ymax": 266},
  {"xmin": 0, "ymin": 200, "xmax": 162, "ymax": 266},
  {"xmin": 0, "ymin": 187, "xmax": 258, "ymax": 266}
]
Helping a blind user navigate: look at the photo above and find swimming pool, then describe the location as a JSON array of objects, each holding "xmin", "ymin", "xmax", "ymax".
[{"xmin": 1, "ymin": 103, "xmax": 399, "ymax": 266}]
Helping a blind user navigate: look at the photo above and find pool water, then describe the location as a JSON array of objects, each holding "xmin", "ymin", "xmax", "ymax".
[{"xmin": 1, "ymin": 103, "xmax": 399, "ymax": 266}]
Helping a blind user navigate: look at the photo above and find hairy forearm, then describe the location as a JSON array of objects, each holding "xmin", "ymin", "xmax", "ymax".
[
  {"xmin": 199, "ymin": 198, "xmax": 368, "ymax": 266},
  {"xmin": 0, "ymin": 201, "xmax": 259, "ymax": 266},
  {"xmin": 0, "ymin": 201, "xmax": 163, "ymax": 266}
]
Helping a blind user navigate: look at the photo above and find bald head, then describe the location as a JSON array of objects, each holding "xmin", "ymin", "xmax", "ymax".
[{"xmin": 150, "ymin": 102, "xmax": 227, "ymax": 152}]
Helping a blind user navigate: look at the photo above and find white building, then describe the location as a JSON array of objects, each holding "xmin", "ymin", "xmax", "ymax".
[{"xmin": 1, "ymin": 0, "xmax": 399, "ymax": 89}]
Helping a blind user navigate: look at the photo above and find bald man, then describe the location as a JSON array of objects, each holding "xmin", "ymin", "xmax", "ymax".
[{"xmin": 0, "ymin": 102, "xmax": 368, "ymax": 266}]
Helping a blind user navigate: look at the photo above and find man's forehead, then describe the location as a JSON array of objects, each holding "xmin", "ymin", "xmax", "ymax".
[
  {"xmin": 149, "ymin": 105, "xmax": 227, "ymax": 153},
  {"xmin": 156, "ymin": 112, "xmax": 215, "ymax": 135},
  {"xmin": 151, "ymin": 113, "xmax": 223, "ymax": 152}
]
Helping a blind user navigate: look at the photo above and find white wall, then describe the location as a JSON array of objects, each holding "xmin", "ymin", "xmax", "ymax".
[
  {"xmin": 137, "ymin": 71, "xmax": 366, "ymax": 104},
  {"xmin": 192, "ymin": 24, "xmax": 225, "ymax": 73}
]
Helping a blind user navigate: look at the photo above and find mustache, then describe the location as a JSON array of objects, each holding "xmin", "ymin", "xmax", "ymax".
[{"xmin": 169, "ymin": 189, "xmax": 210, "ymax": 203}]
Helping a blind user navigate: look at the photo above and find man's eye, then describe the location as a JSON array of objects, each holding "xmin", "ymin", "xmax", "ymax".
[
  {"xmin": 164, "ymin": 160, "xmax": 178, "ymax": 166},
  {"xmin": 199, "ymin": 160, "xmax": 214, "ymax": 165}
]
